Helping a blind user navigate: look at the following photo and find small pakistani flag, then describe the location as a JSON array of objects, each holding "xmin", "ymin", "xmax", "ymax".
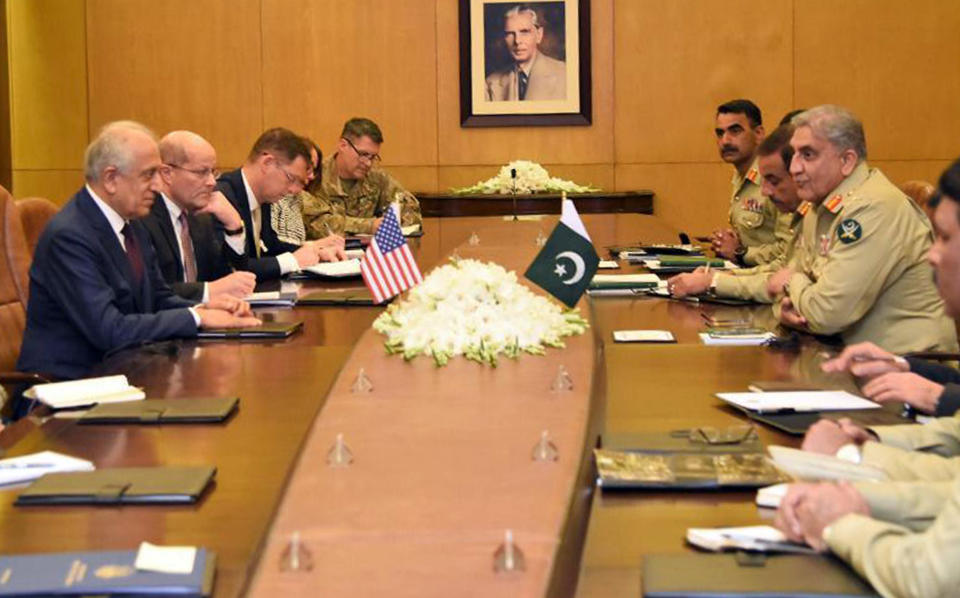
[{"xmin": 525, "ymin": 199, "xmax": 600, "ymax": 307}]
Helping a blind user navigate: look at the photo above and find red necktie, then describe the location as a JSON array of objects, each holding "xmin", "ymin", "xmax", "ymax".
[{"xmin": 121, "ymin": 223, "xmax": 144, "ymax": 286}]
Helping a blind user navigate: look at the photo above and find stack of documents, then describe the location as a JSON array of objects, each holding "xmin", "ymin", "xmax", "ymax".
[
  {"xmin": 0, "ymin": 451, "xmax": 95, "ymax": 488},
  {"xmin": 588, "ymin": 273, "xmax": 661, "ymax": 295},
  {"xmin": 700, "ymin": 329, "xmax": 777, "ymax": 346},
  {"xmin": 28, "ymin": 375, "xmax": 144, "ymax": 409},
  {"xmin": 686, "ymin": 525, "xmax": 814, "ymax": 553},
  {"xmin": 767, "ymin": 445, "xmax": 888, "ymax": 482},
  {"xmin": 715, "ymin": 390, "xmax": 880, "ymax": 413},
  {"xmin": 300, "ymin": 259, "xmax": 362, "ymax": 278},
  {"xmin": 243, "ymin": 291, "xmax": 297, "ymax": 307}
]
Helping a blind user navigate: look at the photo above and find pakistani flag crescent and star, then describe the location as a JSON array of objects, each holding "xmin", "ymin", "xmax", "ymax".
[{"xmin": 524, "ymin": 199, "xmax": 600, "ymax": 308}]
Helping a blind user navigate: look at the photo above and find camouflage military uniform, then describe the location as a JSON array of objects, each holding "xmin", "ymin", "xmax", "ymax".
[
  {"xmin": 729, "ymin": 157, "xmax": 783, "ymax": 266},
  {"xmin": 301, "ymin": 154, "xmax": 422, "ymax": 237},
  {"xmin": 778, "ymin": 162, "xmax": 957, "ymax": 353}
]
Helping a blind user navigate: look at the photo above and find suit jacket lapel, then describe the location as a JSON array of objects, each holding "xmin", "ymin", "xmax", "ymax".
[
  {"xmin": 151, "ymin": 195, "xmax": 185, "ymax": 280},
  {"xmin": 76, "ymin": 189, "xmax": 145, "ymax": 310}
]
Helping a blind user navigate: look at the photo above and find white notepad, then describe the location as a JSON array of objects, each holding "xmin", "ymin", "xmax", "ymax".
[
  {"xmin": 302, "ymin": 259, "xmax": 362, "ymax": 278},
  {"xmin": 686, "ymin": 525, "xmax": 812, "ymax": 553},
  {"xmin": 591, "ymin": 273, "xmax": 661, "ymax": 285},
  {"xmin": 28, "ymin": 375, "xmax": 144, "ymax": 409},
  {"xmin": 715, "ymin": 390, "xmax": 880, "ymax": 413},
  {"xmin": 0, "ymin": 451, "xmax": 95, "ymax": 487}
]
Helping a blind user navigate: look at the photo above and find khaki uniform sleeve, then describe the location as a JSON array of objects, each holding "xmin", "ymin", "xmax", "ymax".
[
  {"xmin": 301, "ymin": 190, "xmax": 347, "ymax": 239},
  {"xmin": 743, "ymin": 209, "xmax": 794, "ymax": 266},
  {"xmin": 713, "ymin": 271, "xmax": 775, "ymax": 303},
  {"xmin": 825, "ymin": 478, "xmax": 960, "ymax": 598},
  {"xmin": 861, "ymin": 441, "xmax": 960, "ymax": 481},
  {"xmin": 787, "ymin": 201, "xmax": 905, "ymax": 335},
  {"xmin": 852, "ymin": 481, "xmax": 954, "ymax": 532},
  {"xmin": 871, "ymin": 415, "xmax": 960, "ymax": 456}
]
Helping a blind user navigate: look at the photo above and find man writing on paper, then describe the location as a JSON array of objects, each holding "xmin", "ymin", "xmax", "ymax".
[
  {"xmin": 710, "ymin": 99, "xmax": 793, "ymax": 266},
  {"xmin": 17, "ymin": 121, "xmax": 260, "ymax": 381},
  {"xmin": 669, "ymin": 123, "xmax": 804, "ymax": 302},
  {"xmin": 216, "ymin": 127, "xmax": 345, "ymax": 281},
  {"xmin": 768, "ymin": 159, "xmax": 960, "ymax": 598},
  {"xmin": 141, "ymin": 131, "xmax": 255, "ymax": 302},
  {"xmin": 769, "ymin": 105, "xmax": 956, "ymax": 353},
  {"xmin": 300, "ymin": 118, "xmax": 421, "ymax": 236},
  {"xmin": 485, "ymin": 4, "xmax": 566, "ymax": 102}
]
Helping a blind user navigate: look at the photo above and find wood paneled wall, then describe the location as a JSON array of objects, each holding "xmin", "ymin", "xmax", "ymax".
[{"xmin": 5, "ymin": 0, "xmax": 960, "ymax": 233}]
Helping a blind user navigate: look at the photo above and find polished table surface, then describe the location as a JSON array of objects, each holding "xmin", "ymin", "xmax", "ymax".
[{"xmin": 0, "ymin": 214, "xmax": 861, "ymax": 597}]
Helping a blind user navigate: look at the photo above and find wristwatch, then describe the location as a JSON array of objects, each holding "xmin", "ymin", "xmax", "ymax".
[{"xmin": 224, "ymin": 223, "xmax": 244, "ymax": 236}]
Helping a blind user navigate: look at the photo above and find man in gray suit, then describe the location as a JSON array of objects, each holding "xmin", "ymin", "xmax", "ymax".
[{"xmin": 485, "ymin": 5, "xmax": 566, "ymax": 102}]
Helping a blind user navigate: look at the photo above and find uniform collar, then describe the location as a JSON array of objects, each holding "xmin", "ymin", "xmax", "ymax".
[
  {"xmin": 796, "ymin": 201, "xmax": 812, "ymax": 217},
  {"xmin": 731, "ymin": 157, "xmax": 761, "ymax": 189},
  {"xmin": 818, "ymin": 162, "xmax": 870, "ymax": 214}
]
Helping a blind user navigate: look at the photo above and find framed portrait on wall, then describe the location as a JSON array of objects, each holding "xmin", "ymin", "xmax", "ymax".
[{"xmin": 459, "ymin": 0, "xmax": 592, "ymax": 127}]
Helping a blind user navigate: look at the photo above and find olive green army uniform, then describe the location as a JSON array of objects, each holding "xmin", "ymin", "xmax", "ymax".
[
  {"xmin": 712, "ymin": 209, "xmax": 804, "ymax": 303},
  {"xmin": 780, "ymin": 162, "xmax": 957, "ymax": 354},
  {"xmin": 301, "ymin": 154, "xmax": 422, "ymax": 237},
  {"xmin": 824, "ymin": 475, "xmax": 960, "ymax": 598},
  {"xmin": 729, "ymin": 158, "xmax": 783, "ymax": 266}
]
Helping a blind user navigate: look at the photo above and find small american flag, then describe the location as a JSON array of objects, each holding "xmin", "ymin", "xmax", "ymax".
[{"xmin": 360, "ymin": 206, "xmax": 422, "ymax": 303}]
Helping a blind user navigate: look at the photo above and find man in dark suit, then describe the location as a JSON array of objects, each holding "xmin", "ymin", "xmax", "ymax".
[
  {"xmin": 141, "ymin": 130, "xmax": 255, "ymax": 301},
  {"xmin": 17, "ymin": 121, "xmax": 259, "ymax": 381},
  {"xmin": 216, "ymin": 127, "xmax": 345, "ymax": 280}
]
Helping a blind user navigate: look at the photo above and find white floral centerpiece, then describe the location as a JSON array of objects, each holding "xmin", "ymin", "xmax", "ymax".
[
  {"xmin": 453, "ymin": 160, "xmax": 598, "ymax": 195},
  {"xmin": 372, "ymin": 258, "xmax": 589, "ymax": 367}
]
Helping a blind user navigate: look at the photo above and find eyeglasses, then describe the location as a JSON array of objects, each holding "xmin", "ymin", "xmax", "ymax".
[
  {"xmin": 165, "ymin": 163, "xmax": 220, "ymax": 179},
  {"xmin": 271, "ymin": 160, "xmax": 308, "ymax": 189},
  {"xmin": 342, "ymin": 137, "xmax": 381, "ymax": 164}
]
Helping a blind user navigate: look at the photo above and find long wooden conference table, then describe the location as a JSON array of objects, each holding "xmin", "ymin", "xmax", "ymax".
[{"xmin": 0, "ymin": 213, "xmax": 850, "ymax": 597}]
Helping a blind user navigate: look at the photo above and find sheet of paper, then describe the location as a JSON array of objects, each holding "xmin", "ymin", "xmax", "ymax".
[
  {"xmin": 715, "ymin": 390, "xmax": 880, "ymax": 412},
  {"xmin": 686, "ymin": 525, "xmax": 810, "ymax": 553},
  {"xmin": 613, "ymin": 330, "xmax": 675, "ymax": 343},
  {"xmin": 756, "ymin": 483, "xmax": 789, "ymax": 508},
  {"xmin": 0, "ymin": 451, "xmax": 95, "ymax": 487},
  {"xmin": 302, "ymin": 259, "xmax": 362, "ymax": 277},
  {"xmin": 592, "ymin": 273, "xmax": 661, "ymax": 284},
  {"xmin": 134, "ymin": 542, "xmax": 198, "ymax": 575},
  {"xmin": 597, "ymin": 260, "xmax": 619, "ymax": 269},
  {"xmin": 246, "ymin": 291, "xmax": 281, "ymax": 301}
]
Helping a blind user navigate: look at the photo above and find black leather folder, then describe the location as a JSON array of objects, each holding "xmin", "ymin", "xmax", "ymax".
[
  {"xmin": 297, "ymin": 289, "xmax": 380, "ymax": 306},
  {"xmin": 79, "ymin": 397, "xmax": 239, "ymax": 424},
  {"xmin": 642, "ymin": 553, "xmax": 878, "ymax": 597},
  {"xmin": 743, "ymin": 407, "xmax": 912, "ymax": 436},
  {"xmin": 196, "ymin": 321, "xmax": 302, "ymax": 340},
  {"xmin": 16, "ymin": 466, "xmax": 216, "ymax": 506},
  {"xmin": 603, "ymin": 425, "xmax": 762, "ymax": 455}
]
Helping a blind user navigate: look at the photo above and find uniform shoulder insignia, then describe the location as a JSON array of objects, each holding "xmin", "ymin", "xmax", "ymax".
[
  {"xmin": 824, "ymin": 194, "xmax": 844, "ymax": 213},
  {"xmin": 746, "ymin": 167, "xmax": 759, "ymax": 184},
  {"xmin": 837, "ymin": 218, "xmax": 862, "ymax": 244},
  {"xmin": 796, "ymin": 201, "xmax": 812, "ymax": 216}
]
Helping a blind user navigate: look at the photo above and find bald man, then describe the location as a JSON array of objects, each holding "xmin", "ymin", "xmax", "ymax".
[{"xmin": 141, "ymin": 131, "xmax": 256, "ymax": 302}]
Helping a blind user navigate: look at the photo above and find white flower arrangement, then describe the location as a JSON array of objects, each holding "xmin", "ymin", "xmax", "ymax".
[
  {"xmin": 372, "ymin": 258, "xmax": 589, "ymax": 367},
  {"xmin": 453, "ymin": 160, "xmax": 599, "ymax": 195}
]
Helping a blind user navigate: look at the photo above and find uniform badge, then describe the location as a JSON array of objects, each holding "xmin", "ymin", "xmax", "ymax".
[
  {"xmin": 819, "ymin": 234, "xmax": 830, "ymax": 256},
  {"xmin": 837, "ymin": 219, "xmax": 862, "ymax": 244}
]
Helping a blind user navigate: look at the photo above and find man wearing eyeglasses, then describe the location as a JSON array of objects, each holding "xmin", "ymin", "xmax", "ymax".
[
  {"xmin": 301, "ymin": 117, "xmax": 422, "ymax": 236},
  {"xmin": 216, "ymin": 127, "xmax": 345, "ymax": 281},
  {"xmin": 141, "ymin": 131, "xmax": 256, "ymax": 302}
]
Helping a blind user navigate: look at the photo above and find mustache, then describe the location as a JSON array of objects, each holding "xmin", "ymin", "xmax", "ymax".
[{"xmin": 720, "ymin": 145, "xmax": 738, "ymax": 153}]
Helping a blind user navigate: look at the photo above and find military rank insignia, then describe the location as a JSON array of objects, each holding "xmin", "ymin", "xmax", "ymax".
[
  {"xmin": 743, "ymin": 198, "xmax": 764, "ymax": 213},
  {"xmin": 837, "ymin": 219, "xmax": 862, "ymax": 244}
]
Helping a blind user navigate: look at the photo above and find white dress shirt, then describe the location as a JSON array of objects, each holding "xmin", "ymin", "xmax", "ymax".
[{"xmin": 240, "ymin": 171, "xmax": 299, "ymax": 274}]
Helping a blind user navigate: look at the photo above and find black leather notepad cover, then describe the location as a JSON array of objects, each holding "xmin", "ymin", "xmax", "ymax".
[
  {"xmin": 297, "ymin": 290, "xmax": 378, "ymax": 306},
  {"xmin": 16, "ymin": 466, "xmax": 216, "ymax": 505},
  {"xmin": 642, "ymin": 553, "xmax": 878, "ymax": 597},
  {"xmin": 79, "ymin": 397, "xmax": 239, "ymax": 424},
  {"xmin": 196, "ymin": 321, "xmax": 303, "ymax": 339}
]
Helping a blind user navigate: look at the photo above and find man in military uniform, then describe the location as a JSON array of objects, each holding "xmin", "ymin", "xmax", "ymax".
[
  {"xmin": 711, "ymin": 99, "xmax": 792, "ymax": 266},
  {"xmin": 768, "ymin": 159, "xmax": 960, "ymax": 597},
  {"xmin": 301, "ymin": 117, "xmax": 421, "ymax": 237},
  {"xmin": 670, "ymin": 124, "xmax": 803, "ymax": 302},
  {"xmin": 769, "ymin": 105, "xmax": 956, "ymax": 353}
]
